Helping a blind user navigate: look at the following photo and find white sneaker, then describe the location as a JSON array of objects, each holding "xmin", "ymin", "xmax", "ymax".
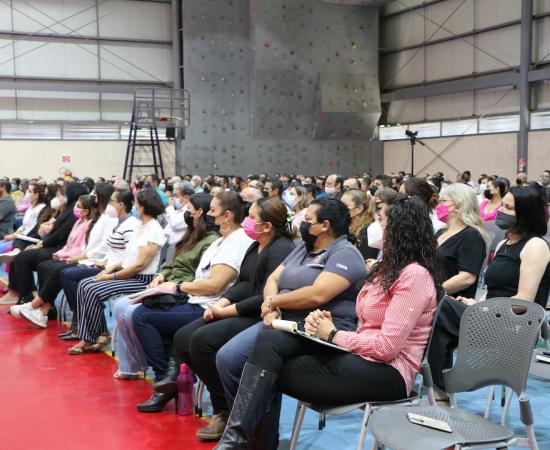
[
  {"xmin": 20, "ymin": 308, "xmax": 48, "ymax": 328},
  {"xmin": 9, "ymin": 302, "xmax": 33, "ymax": 317}
]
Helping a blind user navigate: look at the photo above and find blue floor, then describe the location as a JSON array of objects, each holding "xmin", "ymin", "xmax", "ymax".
[{"xmin": 3, "ymin": 266, "xmax": 550, "ymax": 449}]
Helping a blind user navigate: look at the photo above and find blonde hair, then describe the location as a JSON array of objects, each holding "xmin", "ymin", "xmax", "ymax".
[
  {"xmin": 444, "ymin": 183, "xmax": 490, "ymax": 245},
  {"xmin": 292, "ymin": 185, "xmax": 310, "ymax": 213},
  {"xmin": 342, "ymin": 189, "xmax": 375, "ymax": 236}
]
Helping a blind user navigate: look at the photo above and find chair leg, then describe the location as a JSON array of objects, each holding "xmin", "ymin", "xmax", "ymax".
[
  {"xmin": 318, "ymin": 412, "xmax": 326, "ymax": 430},
  {"xmin": 500, "ymin": 387, "xmax": 513, "ymax": 426},
  {"xmin": 289, "ymin": 401, "xmax": 306, "ymax": 450},
  {"xmin": 195, "ymin": 380, "xmax": 204, "ymax": 417},
  {"xmin": 526, "ymin": 424, "xmax": 540, "ymax": 450},
  {"xmin": 356, "ymin": 404, "xmax": 372, "ymax": 450},
  {"xmin": 484, "ymin": 386, "xmax": 495, "ymax": 419},
  {"xmin": 111, "ymin": 322, "xmax": 118, "ymax": 357}
]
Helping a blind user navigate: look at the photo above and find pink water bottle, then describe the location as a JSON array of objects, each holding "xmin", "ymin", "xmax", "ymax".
[{"xmin": 176, "ymin": 363, "xmax": 195, "ymax": 416}]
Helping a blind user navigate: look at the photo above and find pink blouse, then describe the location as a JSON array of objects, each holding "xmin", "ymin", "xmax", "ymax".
[
  {"xmin": 479, "ymin": 199, "xmax": 501, "ymax": 222},
  {"xmin": 333, "ymin": 263, "xmax": 437, "ymax": 395},
  {"xmin": 54, "ymin": 218, "xmax": 92, "ymax": 260}
]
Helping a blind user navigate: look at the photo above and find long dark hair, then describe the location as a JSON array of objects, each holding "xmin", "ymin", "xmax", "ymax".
[
  {"xmin": 508, "ymin": 186, "xmax": 547, "ymax": 238},
  {"xmin": 78, "ymin": 195, "xmax": 100, "ymax": 244},
  {"xmin": 368, "ymin": 195, "xmax": 444, "ymax": 293},
  {"xmin": 255, "ymin": 197, "xmax": 296, "ymax": 240},
  {"xmin": 175, "ymin": 193, "xmax": 217, "ymax": 256},
  {"xmin": 94, "ymin": 182, "xmax": 115, "ymax": 213}
]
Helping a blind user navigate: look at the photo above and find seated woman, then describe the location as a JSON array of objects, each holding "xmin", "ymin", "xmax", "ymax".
[
  {"xmin": 215, "ymin": 195, "xmax": 442, "ymax": 449},
  {"xmin": 0, "ymin": 182, "xmax": 88, "ymax": 306},
  {"xmin": 400, "ymin": 177, "xmax": 444, "ymax": 233},
  {"xmin": 112, "ymin": 193, "xmax": 218, "ymax": 380},
  {"xmin": 11, "ymin": 194, "xmax": 98, "ymax": 327},
  {"xmin": 428, "ymin": 185, "xmax": 550, "ymax": 393},
  {"xmin": 159, "ymin": 197, "xmax": 295, "ymax": 437},
  {"xmin": 479, "ymin": 177, "xmax": 507, "ymax": 221},
  {"xmin": 207, "ymin": 198, "xmax": 367, "ymax": 446},
  {"xmin": 341, "ymin": 189, "xmax": 377, "ymax": 259},
  {"xmin": 58, "ymin": 188, "xmax": 139, "ymax": 339},
  {"xmin": 0, "ymin": 182, "xmax": 47, "ymax": 256},
  {"xmin": 67, "ymin": 189, "xmax": 166, "ymax": 355},
  {"xmin": 131, "ymin": 191, "xmax": 253, "ymax": 412},
  {"xmin": 435, "ymin": 182, "xmax": 489, "ymax": 299}
]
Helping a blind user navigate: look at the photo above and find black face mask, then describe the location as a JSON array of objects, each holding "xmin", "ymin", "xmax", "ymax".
[
  {"xmin": 203, "ymin": 186, "xmax": 211, "ymax": 194},
  {"xmin": 205, "ymin": 214, "xmax": 219, "ymax": 231},
  {"xmin": 484, "ymin": 189, "xmax": 493, "ymax": 200},
  {"xmin": 495, "ymin": 210, "xmax": 516, "ymax": 231},
  {"xmin": 184, "ymin": 210, "xmax": 194, "ymax": 228},
  {"xmin": 299, "ymin": 221, "xmax": 319, "ymax": 252},
  {"xmin": 516, "ymin": 179, "xmax": 523, "ymax": 186}
]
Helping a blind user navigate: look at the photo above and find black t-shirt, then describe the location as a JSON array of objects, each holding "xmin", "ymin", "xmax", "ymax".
[
  {"xmin": 485, "ymin": 237, "xmax": 550, "ymax": 308},
  {"xmin": 436, "ymin": 226, "xmax": 486, "ymax": 299}
]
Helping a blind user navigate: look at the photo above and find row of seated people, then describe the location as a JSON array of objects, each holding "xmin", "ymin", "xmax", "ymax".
[{"xmin": 0, "ymin": 178, "xmax": 549, "ymax": 448}]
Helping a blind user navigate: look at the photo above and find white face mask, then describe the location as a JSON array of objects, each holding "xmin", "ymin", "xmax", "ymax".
[
  {"xmin": 50, "ymin": 197, "xmax": 61, "ymax": 210},
  {"xmin": 105, "ymin": 204, "xmax": 118, "ymax": 218},
  {"xmin": 367, "ymin": 220, "xmax": 384, "ymax": 250},
  {"xmin": 325, "ymin": 187, "xmax": 336, "ymax": 195},
  {"xmin": 159, "ymin": 183, "xmax": 166, "ymax": 191},
  {"xmin": 286, "ymin": 194, "xmax": 297, "ymax": 209}
]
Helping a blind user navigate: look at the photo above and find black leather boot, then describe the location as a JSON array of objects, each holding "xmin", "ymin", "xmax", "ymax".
[
  {"xmin": 214, "ymin": 363, "xmax": 278, "ymax": 450},
  {"xmin": 153, "ymin": 356, "xmax": 180, "ymax": 394},
  {"xmin": 250, "ymin": 392, "xmax": 282, "ymax": 450},
  {"xmin": 136, "ymin": 392, "xmax": 176, "ymax": 413}
]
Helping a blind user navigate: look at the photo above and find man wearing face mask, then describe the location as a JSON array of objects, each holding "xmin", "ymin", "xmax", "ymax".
[
  {"xmin": 324, "ymin": 174, "xmax": 344, "ymax": 200},
  {"xmin": 145, "ymin": 173, "xmax": 168, "ymax": 207},
  {"xmin": 164, "ymin": 181, "xmax": 195, "ymax": 246}
]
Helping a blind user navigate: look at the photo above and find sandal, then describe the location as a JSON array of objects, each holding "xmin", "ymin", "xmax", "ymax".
[
  {"xmin": 113, "ymin": 370, "xmax": 140, "ymax": 381},
  {"xmin": 68, "ymin": 341, "xmax": 101, "ymax": 355}
]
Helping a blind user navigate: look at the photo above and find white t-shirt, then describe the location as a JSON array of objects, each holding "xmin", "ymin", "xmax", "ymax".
[
  {"xmin": 105, "ymin": 215, "xmax": 140, "ymax": 266},
  {"xmin": 18, "ymin": 203, "xmax": 45, "ymax": 235},
  {"xmin": 188, "ymin": 228, "xmax": 253, "ymax": 307},
  {"xmin": 121, "ymin": 219, "xmax": 166, "ymax": 274},
  {"xmin": 84, "ymin": 213, "xmax": 119, "ymax": 260},
  {"xmin": 164, "ymin": 204, "xmax": 188, "ymax": 245}
]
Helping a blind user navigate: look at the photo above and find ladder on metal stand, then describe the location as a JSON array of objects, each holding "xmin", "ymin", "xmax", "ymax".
[{"xmin": 123, "ymin": 88, "xmax": 190, "ymax": 181}]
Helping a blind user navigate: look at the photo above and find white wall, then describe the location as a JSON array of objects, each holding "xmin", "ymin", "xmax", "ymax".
[
  {"xmin": 383, "ymin": 130, "xmax": 550, "ymax": 181},
  {"xmin": 1, "ymin": 140, "xmax": 175, "ymax": 180}
]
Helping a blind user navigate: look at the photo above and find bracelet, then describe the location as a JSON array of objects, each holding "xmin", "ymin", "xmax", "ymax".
[{"xmin": 327, "ymin": 328, "xmax": 338, "ymax": 344}]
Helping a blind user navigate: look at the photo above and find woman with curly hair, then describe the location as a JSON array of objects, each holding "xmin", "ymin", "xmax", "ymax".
[{"xmin": 214, "ymin": 195, "xmax": 443, "ymax": 450}]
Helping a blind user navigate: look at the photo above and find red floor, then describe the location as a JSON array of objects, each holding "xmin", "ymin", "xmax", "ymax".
[{"xmin": 0, "ymin": 306, "xmax": 216, "ymax": 450}]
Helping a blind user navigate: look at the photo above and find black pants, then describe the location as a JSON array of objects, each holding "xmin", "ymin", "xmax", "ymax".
[
  {"xmin": 9, "ymin": 247, "xmax": 59, "ymax": 300},
  {"xmin": 427, "ymin": 298, "xmax": 467, "ymax": 390},
  {"xmin": 174, "ymin": 316, "xmax": 260, "ymax": 414},
  {"xmin": 37, "ymin": 260, "xmax": 72, "ymax": 304},
  {"xmin": 249, "ymin": 328, "xmax": 407, "ymax": 406},
  {"xmin": 59, "ymin": 266, "xmax": 101, "ymax": 312}
]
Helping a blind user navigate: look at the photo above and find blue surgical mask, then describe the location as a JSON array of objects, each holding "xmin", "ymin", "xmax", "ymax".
[
  {"xmin": 159, "ymin": 183, "xmax": 166, "ymax": 192},
  {"xmin": 174, "ymin": 198, "xmax": 182, "ymax": 210}
]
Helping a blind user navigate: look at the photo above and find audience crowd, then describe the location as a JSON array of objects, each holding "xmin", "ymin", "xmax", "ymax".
[{"xmin": 1, "ymin": 167, "xmax": 549, "ymax": 448}]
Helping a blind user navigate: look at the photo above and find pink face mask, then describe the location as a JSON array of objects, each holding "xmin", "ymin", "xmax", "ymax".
[
  {"xmin": 73, "ymin": 206, "xmax": 82, "ymax": 220},
  {"xmin": 435, "ymin": 202, "xmax": 450, "ymax": 223},
  {"xmin": 243, "ymin": 216, "xmax": 261, "ymax": 240}
]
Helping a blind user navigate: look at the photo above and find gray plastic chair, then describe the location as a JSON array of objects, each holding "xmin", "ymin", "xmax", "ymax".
[
  {"xmin": 369, "ymin": 297, "xmax": 544, "ymax": 450},
  {"xmin": 287, "ymin": 294, "xmax": 449, "ymax": 450}
]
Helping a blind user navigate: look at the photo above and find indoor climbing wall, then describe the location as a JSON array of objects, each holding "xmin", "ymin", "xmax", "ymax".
[{"xmin": 180, "ymin": 0, "xmax": 383, "ymax": 177}]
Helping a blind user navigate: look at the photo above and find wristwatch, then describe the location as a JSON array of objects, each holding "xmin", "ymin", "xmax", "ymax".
[{"xmin": 327, "ymin": 328, "xmax": 338, "ymax": 344}]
